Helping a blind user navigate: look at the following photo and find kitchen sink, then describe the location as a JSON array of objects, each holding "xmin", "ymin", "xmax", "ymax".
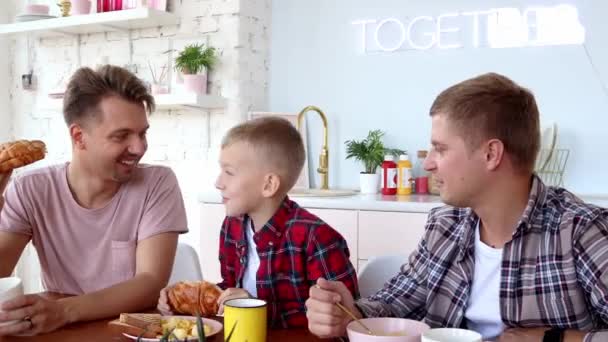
[{"xmin": 288, "ymin": 188, "xmax": 358, "ymax": 197}]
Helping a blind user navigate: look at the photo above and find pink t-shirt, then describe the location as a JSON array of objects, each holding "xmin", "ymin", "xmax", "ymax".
[{"xmin": 0, "ymin": 163, "xmax": 188, "ymax": 295}]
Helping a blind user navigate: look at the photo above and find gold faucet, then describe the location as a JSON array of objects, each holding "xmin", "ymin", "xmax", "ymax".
[{"xmin": 297, "ymin": 105, "xmax": 329, "ymax": 190}]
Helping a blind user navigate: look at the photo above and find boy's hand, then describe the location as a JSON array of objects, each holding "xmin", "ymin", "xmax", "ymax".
[
  {"xmin": 306, "ymin": 278, "xmax": 359, "ymax": 338},
  {"xmin": 157, "ymin": 285, "xmax": 174, "ymax": 316},
  {"xmin": 217, "ymin": 288, "xmax": 251, "ymax": 315}
]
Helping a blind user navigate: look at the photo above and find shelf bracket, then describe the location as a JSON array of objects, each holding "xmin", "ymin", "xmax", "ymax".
[
  {"xmin": 99, "ymin": 24, "xmax": 129, "ymax": 33},
  {"xmin": 48, "ymin": 30, "xmax": 77, "ymax": 37}
]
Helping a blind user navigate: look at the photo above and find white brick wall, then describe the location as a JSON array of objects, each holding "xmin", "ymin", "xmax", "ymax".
[
  {"xmin": 3, "ymin": 0, "xmax": 271, "ymax": 278},
  {"xmin": 0, "ymin": 5, "xmax": 10, "ymax": 141}
]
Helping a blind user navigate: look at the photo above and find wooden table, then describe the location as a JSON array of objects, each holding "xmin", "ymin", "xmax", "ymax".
[
  {"xmin": 0, "ymin": 293, "xmax": 329, "ymax": 342},
  {"xmin": 1, "ymin": 317, "xmax": 328, "ymax": 341}
]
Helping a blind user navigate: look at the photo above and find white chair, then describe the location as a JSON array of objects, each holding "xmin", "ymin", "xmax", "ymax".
[
  {"xmin": 169, "ymin": 243, "xmax": 204, "ymax": 284},
  {"xmin": 357, "ymin": 255, "xmax": 407, "ymax": 298}
]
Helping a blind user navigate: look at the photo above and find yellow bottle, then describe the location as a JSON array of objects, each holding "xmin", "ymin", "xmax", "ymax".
[{"xmin": 397, "ymin": 153, "xmax": 413, "ymax": 195}]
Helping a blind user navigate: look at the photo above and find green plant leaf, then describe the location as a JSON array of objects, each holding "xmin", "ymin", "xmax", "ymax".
[
  {"xmin": 160, "ymin": 327, "xmax": 175, "ymax": 342},
  {"xmin": 195, "ymin": 311, "xmax": 206, "ymax": 342},
  {"xmin": 225, "ymin": 320, "xmax": 238, "ymax": 342},
  {"xmin": 175, "ymin": 43, "xmax": 218, "ymax": 74},
  {"xmin": 345, "ymin": 129, "xmax": 391, "ymax": 174}
]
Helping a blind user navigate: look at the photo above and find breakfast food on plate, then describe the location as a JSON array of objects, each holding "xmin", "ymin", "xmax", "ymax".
[
  {"xmin": 0, "ymin": 140, "xmax": 46, "ymax": 173},
  {"xmin": 160, "ymin": 316, "xmax": 212, "ymax": 340},
  {"xmin": 108, "ymin": 313, "xmax": 214, "ymax": 340},
  {"xmin": 108, "ymin": 313, "xmax": 162, "ymax": 338},
  {"xmin": 167, "ymin": 281, "xmax": 223, "ymax": 317}
]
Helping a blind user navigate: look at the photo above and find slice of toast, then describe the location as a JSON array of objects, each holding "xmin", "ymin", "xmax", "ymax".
[
  {"xmin": 108, "ymin": 320, "xmax": 159, "ymax": 338},
  {"xmin": 120, "ymin": 313, "xmax": 163, "ymax": 333},
  {"xmin": 108, "ymin": 313, "xmax": 163, "ymax": 338}
]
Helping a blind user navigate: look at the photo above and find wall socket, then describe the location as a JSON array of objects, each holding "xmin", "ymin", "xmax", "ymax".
[{"xmin": 21, "ymin": 72, "xmax": 36, "ymax": 90}]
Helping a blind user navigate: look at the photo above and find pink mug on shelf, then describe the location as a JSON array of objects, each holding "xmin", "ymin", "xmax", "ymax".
[
  {"xmin": 148, "ymin": 0, "xmax": 167, "ymax": 11},
  {"xmin": 72, "ymin": 0, "xmax": 92, "ymax": 14}
]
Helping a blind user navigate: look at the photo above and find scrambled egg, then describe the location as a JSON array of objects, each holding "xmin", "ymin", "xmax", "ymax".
[{"xmin": 158, "ymin": 317, "xmax": 212, "ymax": 340}]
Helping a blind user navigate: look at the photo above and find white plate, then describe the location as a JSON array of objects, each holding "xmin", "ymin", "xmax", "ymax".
[
  {"xmin": 537, "ymin": 122, "xmax": 558, "ymax": 171},
  {"xmin": 14, "ymin": 14, "xmax": 57, "ymax": 22},
  {"xmin": 541, "ymin": 121, "xmax": 558, "ymax": 150},
  {"xmin": 122, "ymin": 316, "xmax": 223, "ymax": 342}
]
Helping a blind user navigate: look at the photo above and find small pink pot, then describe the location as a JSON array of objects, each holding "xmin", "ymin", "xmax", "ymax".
[
  {"xmin": 183, "ymin": 74, "xmax": 207, "ymax": 94},
  {"xmin": 25, "ymin": 4, "xmax": 50, "ymax": 15},
  {"xmin": 72, "ymin": 0, "xmax": 92, "ymax": 15}
]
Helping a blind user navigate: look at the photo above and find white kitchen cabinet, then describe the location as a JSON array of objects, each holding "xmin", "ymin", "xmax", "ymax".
[
  {"xmin": 200, "ymin": 203, "xmax": 431, "ymax": 283},
  {"xmin": 305, "ymin": 208, "xmax": 358, "ymax": 269},
  {"xmin": 199, "ymin": 203, "xmax": 225, "ymax": 283},
  {"xmin": 358, "ymin": 211, "xmax": 428, "ymax": 260},
  {"xmin": 199, "ymin": 204, "xmax": 361, "ymax": 283}
]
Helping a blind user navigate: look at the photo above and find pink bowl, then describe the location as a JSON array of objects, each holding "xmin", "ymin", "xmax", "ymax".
[
  {"xmin": 347, "ymin": 318, "xmax": 431, "ymax": 342},
  {"xmin": 25, "ymin": 4, "xmax": 50, "ymax": 15}
]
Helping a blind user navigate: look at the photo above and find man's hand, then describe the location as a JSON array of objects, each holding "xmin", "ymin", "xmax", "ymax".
[
  {"xmin": 497, "ymin": 328, "xmax": 585, "ymax": 342},
  {"xmin": 305, "ymin": 277, "xmax": 359, "ymax": 338},
  {"xmin": 157, "ymin": 285, "xmax": 174, "ymax": 316},
  {"xmin": 0, "ymin": 170, "xmax": 12, "ymax": 212},
  {"xmin": 0, "ymin": 294, "xmax": 71, "ymax": 336},
  {"xmin": 217, "ymin": 288, "xmax": 251, "ymax": 315},
  {"xmin": 496, "ymin": 328, "xmax": 546, "ymax": 342}
]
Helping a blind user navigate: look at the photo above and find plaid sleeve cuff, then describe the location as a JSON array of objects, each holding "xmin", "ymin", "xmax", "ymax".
[
  {"xmin": 584, "ymin": 330, "xmax": 608, "ymax": 342},
  {"xmin": 355, "ymin": 298, "xmax": 393, "ymax": 318}
]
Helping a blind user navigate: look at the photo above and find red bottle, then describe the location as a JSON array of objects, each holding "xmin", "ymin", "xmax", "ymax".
[{"xmin": 381, "ymin": 155, "xmax": 397, "ymax": 195}]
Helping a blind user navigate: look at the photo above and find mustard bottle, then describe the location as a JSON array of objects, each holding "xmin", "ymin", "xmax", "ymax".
[{"xmin": 397, "ymin": 153, "xmax": 413, "ymax": 195}]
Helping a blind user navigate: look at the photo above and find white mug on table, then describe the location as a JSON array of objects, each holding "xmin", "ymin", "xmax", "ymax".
[{"xmin": 0, "ymin": 277, "xmax": 24, "ymax": 327}]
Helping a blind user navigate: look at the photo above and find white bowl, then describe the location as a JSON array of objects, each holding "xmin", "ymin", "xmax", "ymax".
[
  {"xmin": 347, "ymin": 317, "xmax": 430, "ymax": 342},
  {"xmin": 422, "ymin": 328, "xmax": 482, "ymax": 342},
  {"xmin": 0, "ymin": 277, "xmax": 24, "ymax": 327}
]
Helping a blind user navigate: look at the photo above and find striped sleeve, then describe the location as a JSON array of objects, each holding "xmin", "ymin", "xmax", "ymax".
[{"xmin": 575, "ymin": 212, "xmax": 608, "ymax": 341}]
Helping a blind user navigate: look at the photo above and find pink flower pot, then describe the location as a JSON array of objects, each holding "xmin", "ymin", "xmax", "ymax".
[
  {"xmin": 183, "ymin": 74, "xmax": 207, "ymax": 94},
  {"xmin": 72, "ymin": 0, "xmax": 92, "ymax": 15},
  {"xmin": 25, "ymin": 4, "xmax": 50, "ymax": 15}
]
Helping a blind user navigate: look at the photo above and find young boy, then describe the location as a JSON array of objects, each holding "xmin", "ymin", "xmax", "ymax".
[{"xmin": 158, "ymin": 117, "xmax": 358, "ymax": 328}]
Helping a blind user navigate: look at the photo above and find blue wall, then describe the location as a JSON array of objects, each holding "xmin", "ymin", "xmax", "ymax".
[{"xmin": 269, "ymin": 0, "xmax": 608, "ymax": 195}]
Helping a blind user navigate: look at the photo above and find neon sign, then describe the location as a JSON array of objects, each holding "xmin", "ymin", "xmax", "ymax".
[{"xmin": 352, "ymin": 4, "xmax": 585, "ymax": 53}]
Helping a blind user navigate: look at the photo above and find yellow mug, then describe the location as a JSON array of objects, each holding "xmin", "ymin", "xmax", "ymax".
[{"xmin": 224, "ymin": 298, "xmax": 267, "ymax": 342}]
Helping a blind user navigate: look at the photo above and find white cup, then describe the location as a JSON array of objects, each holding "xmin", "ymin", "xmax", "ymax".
[
  {"xmin": 422, "ymin": 328, "xmax": 482, "ymax": 342},
  {"xmin": 0, "ymin": 277, "xmax": 24, "ymax": 327}
]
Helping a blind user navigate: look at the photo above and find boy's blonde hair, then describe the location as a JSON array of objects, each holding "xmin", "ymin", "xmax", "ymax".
[{"xmin": 222, "ymin": 117, "xmax": 306, "ymax": 192}]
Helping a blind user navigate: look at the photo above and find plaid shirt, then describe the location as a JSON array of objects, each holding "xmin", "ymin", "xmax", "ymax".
[
  {"xmin": 357, "ymin": 176, "xmax": 608, "ymax": 342},
  {"xmin": 217, "ymin": 197, "xmax": 359, "ymax": 328}
]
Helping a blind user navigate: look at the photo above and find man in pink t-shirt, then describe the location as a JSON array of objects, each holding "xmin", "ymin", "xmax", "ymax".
[{"xmin": 0, "ymin": 65, "xmax": 188, "ymax": 336}]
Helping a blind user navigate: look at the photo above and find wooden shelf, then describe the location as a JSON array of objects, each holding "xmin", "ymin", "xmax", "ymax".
[
  {"xmin": 0, "ymin": 8, "xmax": 178, "ymax": 38},
  {"xmin": 155, "ymin": 93, "xmax": 226, "ymax": 111}
]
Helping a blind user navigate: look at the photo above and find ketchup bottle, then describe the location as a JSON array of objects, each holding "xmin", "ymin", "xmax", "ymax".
[{"xmin": 381, "ymin": 155, "xmax": 397, "ymax": 195}]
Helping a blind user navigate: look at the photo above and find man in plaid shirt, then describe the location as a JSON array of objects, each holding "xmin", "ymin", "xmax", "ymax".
[
  {"xmin": 158, "ymin": 117, "xmax": 358, "ymax": 328},
  {"xmin": 307, "ymin": 73, "xmax": 608, "ymax": 342}
]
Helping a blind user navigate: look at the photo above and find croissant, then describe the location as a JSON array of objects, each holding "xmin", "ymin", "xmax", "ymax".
[
  {"xmin": 167, "ymin": 281, "xmax": 223, "ymax": 317},
  {"xmin": 0, "ymin": 140, "xmax": 46, "ymax": 173}
]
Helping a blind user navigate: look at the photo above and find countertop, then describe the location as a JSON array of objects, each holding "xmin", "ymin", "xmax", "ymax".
[{"xmin": 199, "ymin": 189, "xmax": 608, "ymax": 213}]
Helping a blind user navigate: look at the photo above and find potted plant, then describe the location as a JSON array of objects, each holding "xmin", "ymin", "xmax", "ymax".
[
  {"xmin": 345, "ymin": 130, "xmax": 404, "ymax": 194},
  {"xmin": 174, "ymin": 43, "xmax": 218, "ymax": 94}
]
